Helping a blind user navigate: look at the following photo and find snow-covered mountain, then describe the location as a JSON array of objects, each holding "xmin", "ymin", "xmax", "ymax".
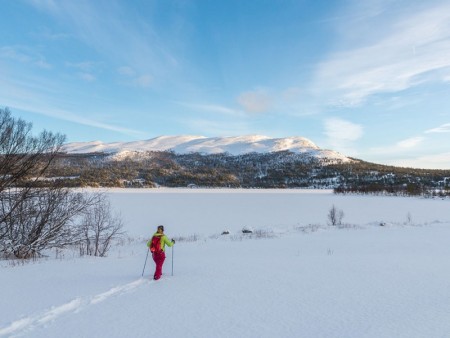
[{"xmin": 62, "ymin": 135, "xmax": 351, "ymax": 162}]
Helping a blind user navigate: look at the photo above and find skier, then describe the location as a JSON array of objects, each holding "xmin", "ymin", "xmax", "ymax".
[{"xmin": 147, "ymin": 225, "xmax": 175, "ymax": 280}]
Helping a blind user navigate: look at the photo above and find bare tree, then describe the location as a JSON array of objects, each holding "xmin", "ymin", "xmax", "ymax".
[
  {"xmin": 0, "ymin": 185, "xmax": 99, "ymax": 258},
  {"xmin": 0, "ymin": 108, "xmax": 65, "ymax": 189},
  {"xmin": 0, "ymin": 108, "xmax": 100, "ymax": 259},
  {"xmin": 0, "ymin": 109, "xmax": 127, "ymax": 259},
  {"xmin": 0, "ymin": 108, "xmax": 65, "ymax": 244},
  {"xmin": 328, "ymin": 204, "xmax": 344, "ymax": 226},
  {"xmin": 79, "ymin": 194, "xmax": 124, "ymax": 257}
]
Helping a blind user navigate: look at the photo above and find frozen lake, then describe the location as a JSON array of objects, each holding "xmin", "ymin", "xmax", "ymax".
[{"xmin": 106, "ymin": 188, "xmax": 450, "ymax": 237}]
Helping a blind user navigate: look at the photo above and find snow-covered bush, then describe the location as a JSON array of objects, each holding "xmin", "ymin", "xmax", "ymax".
[{"xmin": 328, "ymin": 205, "xmax": 344, "ymax": 226}]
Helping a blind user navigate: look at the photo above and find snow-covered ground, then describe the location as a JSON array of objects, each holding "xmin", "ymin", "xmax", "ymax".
[{"xmin": 1, "ymin": 189, "xmax": 450, "ymax": 338}]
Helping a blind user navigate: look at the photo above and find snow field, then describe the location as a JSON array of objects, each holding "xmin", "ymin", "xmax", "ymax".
[
  {"xmin": 105, "ymin": 188, "xmax": 450, "ymax": 237},
  {"xmin": 1, "ymin": 190, "xmax": 450, "ymax": 337}
]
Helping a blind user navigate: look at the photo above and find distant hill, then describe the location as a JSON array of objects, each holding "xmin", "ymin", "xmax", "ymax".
[{"xmin": 40, "ymin": 136, "xmax": 450, "ymax": 194}]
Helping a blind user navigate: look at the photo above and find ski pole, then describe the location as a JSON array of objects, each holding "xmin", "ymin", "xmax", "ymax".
[
  {"xmin": 171, "ymin": 245, "xmax": 174, "ymax": 276},
  {"xmin": 141, "ymin": 249, "xmax": 149, "ymax": 277}
]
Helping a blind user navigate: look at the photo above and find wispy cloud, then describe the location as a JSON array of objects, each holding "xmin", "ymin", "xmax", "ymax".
[
  {"xmin": 233, "ymin": 85, "xmax": 321, "ymax": 118},
  {"xmin": 314, "ymin": 1, "xmax": 450, "ymax": 106},
  {"xmin": 0, "ymin": 46, "xmax": 51, "ymax": 69},
  {"xmin": 79, "ymin": 73, "xmax": 96, "ymax": 82},
  {"xmin": 385, "ymin": 152, "xmax": 450, "ymax": 169},
  {"xmin": 118, "ymin": 66, "xmax": 135, "ymax": 77},
  {"xmin": 323, "ymin": 118, "xmax": 363, "ymax": 155},
  {"xmin": 425, "ymin": 123, "xmax": 450, "ymax": 133},
  {"xmin": 66, "ymin": 61, "xmax": 97, "ymax": 72},
  {"xmin": 40, "ymin": 30, "xmax": 70, "ymax": 41},
  {"xmin": 237, "ymin": 89, "xmax": 272, "ymax": 114},
  {"xmin": 0, "ymin": 69, "xmax": 146, "ymax": 138},
  {"xmin": 324, "ymin": 118, "xmax": 363, "ymax": 141},
  {"xmin": 179, "ymin": 102, "xmax": 244, "ymax": 117},
  {"xmin": 396, "ymin": 136, "xmax": 425, "ymax": 149},
  {"xmin": 117, "ymin": 66, "xmax": 153, "ymax": 88},
  {"xmin": 370, "ymin": 136, "xmax": 425, "ymax": 155},
  {"xmin": 66, "ymin": 61, "xmax": 99, "ymax": 82},
  {"xmin": 134, "ymin": 75, "xmax": 152, "ymax": 88},
  {"xmin": 11, "ymin": 100, "xmax": 145, "ymax": 138}
]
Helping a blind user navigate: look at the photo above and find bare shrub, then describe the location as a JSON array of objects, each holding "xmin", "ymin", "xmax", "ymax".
[
  {"xmin": 336, "ymin": 223, "xmax": 360, "ymax": 229},
  {"xmin": 229, "ymin": 229, "xmax": 275, "ymax": 241},
  {"xmin": 172, "ymin": 234, "xmax": 200, "ymax": 243},
  {"xmin": 253, "ymin": 229, "xmax": 276, "ymax": 239},
  {"xmin": 79, "ymin": 194, "xmax": 125, "ymax": 257},
  {"xmin": 328, "ymin": 204, "xmax": 344, "ymax": 226},
  {"xmin": 294, "ymin": 224, "xmax": 321, "ymax": 234},
  {"xmin": 114, "ymin": 235, "xmax": 138, "ymax": 247}
]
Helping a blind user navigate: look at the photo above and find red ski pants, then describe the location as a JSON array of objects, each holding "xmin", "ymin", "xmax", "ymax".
[{"xmin": 152, "ymin": 251, "xmax": 166, "ymax": 280}]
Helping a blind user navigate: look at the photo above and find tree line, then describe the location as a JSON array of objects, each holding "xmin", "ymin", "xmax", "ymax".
[{"xmin": 39, "ymin": 149, "xmax": 450, "ymax": 192}]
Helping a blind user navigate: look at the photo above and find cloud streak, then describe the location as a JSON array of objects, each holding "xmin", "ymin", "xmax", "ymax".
[
  {"xmin": 8, "ymin": 100, "xmax": 145, "ymax": 137},
  {"xmin": 180, "ymin": 102, "xmax": 244, "ymax": 117},
  {"xmin": 0, "ymin": 69, "xmax": 146, "ymax": 138},
  {"xmin": 425, "ymin": 123, "xmax": 450, "ymax": 133},
  {"xmin": 396, "ymin": 136, "xmax": 425, "ymax": 149},
  {"xmin": 314, "ymin": 1, "xmax": 450, "ymax": 106}
]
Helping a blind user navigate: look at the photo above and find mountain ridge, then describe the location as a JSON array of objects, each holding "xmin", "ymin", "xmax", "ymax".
[{"xmin": 62, "ymin": 135, "xmax": 351, "ymax": 163}]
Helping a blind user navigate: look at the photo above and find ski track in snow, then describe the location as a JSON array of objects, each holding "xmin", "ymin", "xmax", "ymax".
[{"xmin": 0, "ymin": 278, "xmax": 149, "ymax": 337}]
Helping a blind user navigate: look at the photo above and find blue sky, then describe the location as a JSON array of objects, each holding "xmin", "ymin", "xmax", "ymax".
[{"xmin": 1, "ymin": 0, "xmax": 450, "ymax": 169}]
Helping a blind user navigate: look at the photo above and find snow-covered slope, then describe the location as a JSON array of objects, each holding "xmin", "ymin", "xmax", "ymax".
[
  {"xmin": 2, "ymin": 190, "xmax": 450, "ymax": 338},
  {"xmin": 62, "ymin": 135, "xmax": 351, "ymax": 162}
]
